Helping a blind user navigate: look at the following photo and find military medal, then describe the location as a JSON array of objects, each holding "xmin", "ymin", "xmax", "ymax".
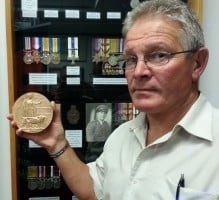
[
  {"xmin": 23, "ymin": 51, "xmax": 34, "ymax": 65},
  {"xmin": 108, "ymin": 54, "xmax": 118, "ymax": 66},
  {"xmin": 45, "ymin": 166, "xmax": 53, "ymax": 189},
  {"xmin": 92, "ymin": 38, "xmax": 101, "ymax": 64},
  {"xmin": 107, "ymin": 39, "xmax": 120, "ymax": 75},
  {"xmin": 41, "ymin": 37, "xmax": 51, "ymax": 65},
  {"xmin": 32, "ymin": 37, "xmax": 41, "ymax": 64},
  {"xmin": 23, "ymin": 37, "xmax": 33, "ymax": 64},
  {"xmin": 67, "ymin": 105, "xmax": 80, "ymax": 125},
  {"xmin": 53, "ymin": 165, "xmax": 61, "ymax": 189},
  {"xmin": 12, "ymin": 92, "xmax": 53, "ymax": 134},
  {"xmin": 101, "ymin": 38, "xmax": 109, "ymax": 63},
  {"xmin": 51, "ymin": 37, "xmax": 61, "ymax": 64},
  {"xmin": 109, "ymin": 39, "xmax": 119, "ymax": 65},
  {"xmin": 68, "ymin": 37, "xmax": 79, "ymax": 64},
  {"xmin": 130, "ymin": 0, "xmax": 140, "ymax": 8},
  {"xmin": 37, "ymin": 166, "xmax": 45, "ymax": 190},
  {"xmin": 117, "ymin": 39, "xmax": 125, "ymax": 75},
  {"xmin": 27, "ymin": 166, "xmax": 38, "ymax": 190}
]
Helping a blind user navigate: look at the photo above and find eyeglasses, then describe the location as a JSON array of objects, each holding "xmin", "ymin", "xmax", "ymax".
[{"xmin": 123, "ymin": 49, "xmax": 197, "ymax": 70}]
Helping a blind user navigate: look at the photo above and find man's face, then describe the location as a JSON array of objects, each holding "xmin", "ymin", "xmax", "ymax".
[
  {"xmin": 96, "ymin": 111, "xmax": 107, "ymax": 121},
  {"xmin": 124, "ymin": 15, "xmax": 198, "ymax": 115}
]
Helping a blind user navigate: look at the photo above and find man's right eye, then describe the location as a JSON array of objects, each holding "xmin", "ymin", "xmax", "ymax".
[{"xmin": 126, "ymin": 56, "xmax": 137, "ymax": 63}]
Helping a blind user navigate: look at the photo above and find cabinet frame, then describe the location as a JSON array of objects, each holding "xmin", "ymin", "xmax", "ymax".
[{"xmin": 5, "ymin": 0, "xmax": 203, "ymax": 199}]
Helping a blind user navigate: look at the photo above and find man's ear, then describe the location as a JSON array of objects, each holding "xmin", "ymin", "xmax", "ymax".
[{"xmin": 192, "ymin": 47, "xmax": 209, "ymax": 81}]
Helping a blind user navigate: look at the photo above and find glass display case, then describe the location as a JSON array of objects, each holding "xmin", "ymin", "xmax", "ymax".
[{"xmin": 6, "ymin": 0, "xmax": 202, "ymax": 199}]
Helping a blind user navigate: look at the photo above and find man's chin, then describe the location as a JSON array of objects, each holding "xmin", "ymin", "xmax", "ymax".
[{"xmin": 133, "ymin": 100, "xmax": 160, "ymax": 113}]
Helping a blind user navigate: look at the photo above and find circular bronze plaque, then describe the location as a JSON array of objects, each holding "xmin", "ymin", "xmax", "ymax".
[{"xmin": 13, "ymin": 92, "xmax": 53, "ymax": 133}]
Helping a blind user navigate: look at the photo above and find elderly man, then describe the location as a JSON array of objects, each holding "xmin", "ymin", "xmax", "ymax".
[{"xmin": 8, "ymin": 0, "xmax": 219, "ymax": 199}]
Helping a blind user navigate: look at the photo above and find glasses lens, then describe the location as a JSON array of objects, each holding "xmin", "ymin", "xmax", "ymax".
[
  {"xmin": 125, "ymin": 56, "xmax": 137, "ymax": 69},
  {"xmin": 147, "ymin": 52, "xmax": 170, "ymax": 67}
]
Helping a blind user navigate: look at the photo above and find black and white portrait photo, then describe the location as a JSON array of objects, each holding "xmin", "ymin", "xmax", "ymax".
[{"xmin": 85, "ymin": 103, "xmax": 112, "ymax": 142}]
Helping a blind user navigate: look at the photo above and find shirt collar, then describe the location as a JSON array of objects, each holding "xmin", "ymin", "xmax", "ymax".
[
  {"xmin": 177, "ymin": 93, "xmax": 213, "ymax": 141},
  {"xmin": 131, "ymin": 93, "xmax": 213, "ymax": 144}
]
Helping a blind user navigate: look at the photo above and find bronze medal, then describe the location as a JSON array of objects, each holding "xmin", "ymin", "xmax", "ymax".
[
  {"xmin": 13, "ymin": 92, "xmax": 53, "ymax": 134},
  {"xmin": 51, "ymin": 53, "xmax": 61, "ymax": 64},
  {"xmin": 67, "ymin": 105, "xmax": 80, "ymax": 125},
  {"xmin": 32, "ymin": 50, "xmax": 41, "ymax": 64}
]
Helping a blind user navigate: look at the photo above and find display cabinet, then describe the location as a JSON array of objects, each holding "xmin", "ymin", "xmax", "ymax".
[{"xmin": 6, "ymin": 0, "xmax": 202, "ymax": 199}]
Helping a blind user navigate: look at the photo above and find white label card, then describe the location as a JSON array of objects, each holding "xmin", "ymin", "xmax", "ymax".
[
  {"xmin": 21, "ymin": 0, "xmax": 38, "ymax": 18},
  {"xmin": 65, "ymin": 10, "xmax": 80, "ymax": 19},
  {"xmin": 22, "ymin": 10, "xmax": 37, "ymax": 18},
  {"xmin": 29, "ymin": 197, "xmax": 60, "ymax": 200},
  {"xmin": 66, "ymin": 77, "xmax": 80, "ymax": 85},
  {"xmin": 22, "ymin": 0, "xmax": 38, "ymax": 10},
  {"xmin": 93, "ymin": 77, "xmax": 127, "ymax": 85},
  {"xmin": 29, "ymin": 73, "xmax": 57, "ymax": 85},
  {"xmin": 107, "ymin": 12, "xmax": 121, "ymax": 19},
  {"xmin": 66, "ymin": 66, "xmax": 80, "ymax": 75},
  {"xmin": 86, "ymin": 12, "xmax": 101, "ymax": 19},
  {"xmin": 65, "ymin": 130, "xmax": 82, "ymax": 148},
  {"xmin": 44, "ymin": 10, "xmax": 59, "ymax": 18}
]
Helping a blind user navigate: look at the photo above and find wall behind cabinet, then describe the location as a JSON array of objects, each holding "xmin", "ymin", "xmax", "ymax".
[{"xmin": 0, "ymin": 0, "xmax": 12, "ymax": 199}]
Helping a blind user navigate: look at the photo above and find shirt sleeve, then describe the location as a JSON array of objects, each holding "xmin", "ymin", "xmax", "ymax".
[{"xmin": 87, "ymin": 152, "xmax": 105, "ymax": 200}]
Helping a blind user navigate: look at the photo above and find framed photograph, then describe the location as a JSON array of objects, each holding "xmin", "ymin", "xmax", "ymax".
[{"xmin": 85, "ymin": 103, "xmax": 112, "ymax": 142}]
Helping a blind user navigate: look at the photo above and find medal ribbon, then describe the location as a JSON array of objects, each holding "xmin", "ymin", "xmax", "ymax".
[
  {"xmin": 68, "ymin": 37, "xmax": 72, "ymax": 58},
  {"xmin": 28, "ymin": 166, "xmax": 37, "ymax": 178},
  {"xmin": 53, "ymin": 165, "xmax": 60, "ymax": 177},
  {"xmin": 118, "ymin": 103, "xmax": 121, "ymax": 116},
  {"xmin": 68, "ymin": 37, "xmax": 77, "ymax": 58},
  {"xmin": 42, "ymin": 37, "xmax": 49, "ymax": 52},
  {"xmin": 119, "ymin": 38, "xmax": 124, "ymax": 53},
  {"xmin": 50, "ymin": 165, "xmax": 54, "ymax": 178},
  {"xmin": 24, "ymin": 37, "xmax": 31, "ymax": 51},
  {"xmin": 38, "ymin": 166, "xmax": 42, "ymax": 179},
  {"xmin": 32, "ymin": 37, "xmax": 40, "ymax": 50},
  {"xmin": 94, "ymin": 38, "xmax": 99, "ymax": 53},
  {"xmin": 102, "ymin": 38, "xmax": 108, "ymax": 56},
  {"xmin": 128, "ymin": 103, "xmax": 133, "ymax": 120},
  {"xmin": 46, "ymin": 166, "xmax": 51, "ymax": 178},
  {"xmin": 110, "ymin": 39, "xmax": 115, "ymax": 54},
  {"xmin": 74, "ymin": 37, "xmax": 79, "ymax": 58},
  {"xmin": 98, "ymin": 38, "xmax": 103, "ymax": 57},
  {"xmin": 51, "ymin": 38, "xmax": 58, "ymax": 53}
]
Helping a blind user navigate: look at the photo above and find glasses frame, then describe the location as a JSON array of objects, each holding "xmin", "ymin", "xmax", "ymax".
[{"xmin": 123, "ymin": 49, "xmax": 197, "ymax": 70}]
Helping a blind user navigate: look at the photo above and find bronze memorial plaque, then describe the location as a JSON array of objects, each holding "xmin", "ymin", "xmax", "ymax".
[{"xmin": 13, "ymin": 92, "xmax": 53, "ymax": 133}]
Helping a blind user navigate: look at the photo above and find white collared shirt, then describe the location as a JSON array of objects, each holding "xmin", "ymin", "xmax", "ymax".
[{"xmin": 88, "ymin": 94, "xmax": 219, "ymax": 200}]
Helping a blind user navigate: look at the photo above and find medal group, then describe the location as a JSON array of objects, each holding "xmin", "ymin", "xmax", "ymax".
[
  {"xmin": 23, "ymin": 36, "xmax": 79, "ymax": 65},
  {"xmin": 113, "ymin": 103, "xmax": 139, "ymax": 128},
  {"xmin": 27, "ymin": 165, "xmax": 61, "ymax": 191},
  {"xmin": 92, "ymin": 38, "xmax": 125, "ymax": 76}
]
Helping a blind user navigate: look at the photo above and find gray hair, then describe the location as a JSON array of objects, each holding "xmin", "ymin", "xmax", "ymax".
[{"xmin": 122, "ymin": 0, "xmax": 205, "ymax": 50}]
